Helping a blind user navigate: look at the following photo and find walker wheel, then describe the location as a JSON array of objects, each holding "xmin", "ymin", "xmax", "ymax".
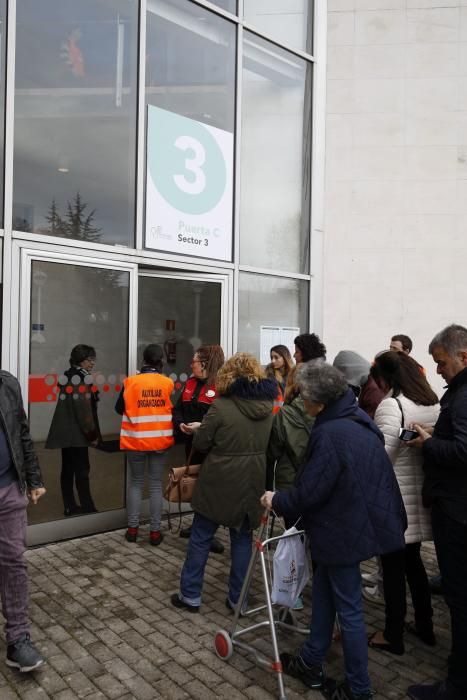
[
  {"xmin": 214, "ymin": 629, "xmax": 233, "ymax": 660},
  {"xmin": 277, "ymin": 607, "xmax": 297, "ymax": 627}
]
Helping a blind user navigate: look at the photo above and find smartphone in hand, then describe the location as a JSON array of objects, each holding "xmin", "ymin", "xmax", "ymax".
[{"xmin": 399, "ymin": 428, "xmax": 419, "ymax": 441}]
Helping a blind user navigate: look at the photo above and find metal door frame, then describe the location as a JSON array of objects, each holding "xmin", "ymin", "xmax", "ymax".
[{"xmin": 11, "ymin": 240, "xmax": 138, "ymax": 545}]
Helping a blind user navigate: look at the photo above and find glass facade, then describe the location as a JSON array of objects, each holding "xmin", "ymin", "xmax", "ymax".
[
  {"xmin": 244, "ymin": 1, "xmax": 313, "ymax": 54},
  {"xmin": 240, "ymin": 33, "xmax": 311, "ymax": 274},
  {"xmin": 211, "ymin": 0, "xmax": 236, "ymax": 13},
  {"xmin": 145, "ymin": 0, "xmax": 235, "ymax": 132},
  {"xmin": 1, "ymin": 0, "xmax": 317, "ymax": 542},
  {"xmin": 237, "ymin": 272, "xmax": 309, "ymax": 360},
  {"xmin": 13, "ymin": 0, "xmax": 138, "ymax": 245}
]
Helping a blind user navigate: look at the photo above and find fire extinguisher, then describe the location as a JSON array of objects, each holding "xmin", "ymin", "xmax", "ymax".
[{"xmin": 164, "ymin": 338, "xmax": 177, "ymax": 364}]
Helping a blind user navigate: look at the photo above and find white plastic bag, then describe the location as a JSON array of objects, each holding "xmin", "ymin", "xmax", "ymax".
[{"xmin": 271, "ymin": 526, "xmax": 310, "ymax": 608}]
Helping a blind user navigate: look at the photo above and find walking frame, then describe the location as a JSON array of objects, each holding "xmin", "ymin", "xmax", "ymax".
[{"xmin": 214, "ymin": 509, "xmax": 309, "ymax": 700}]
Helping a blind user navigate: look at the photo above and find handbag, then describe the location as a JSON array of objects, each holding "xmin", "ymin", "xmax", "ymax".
[
  {"xmin": 165, "ymin": 462, "xmax": 201, "ymax": 504},
  {"xmin": 164, "ymin": 450, "xmax": 201, "ymax": 532}
]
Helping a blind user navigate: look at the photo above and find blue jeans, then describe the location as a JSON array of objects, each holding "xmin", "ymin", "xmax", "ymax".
[
  {"xmin": 300, "ymin": 562, "xmax": 371, "ymax": 695},
  {"xmin": 179, "ymin": 512, "xmax": 252, "ymax": 607},
  {"xmin": 126, "ymin": 450, "xmax": 167, "ymax": 531}
]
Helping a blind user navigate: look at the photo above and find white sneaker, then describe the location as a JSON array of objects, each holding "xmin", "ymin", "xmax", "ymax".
[
  {"xmin": 361, "ymin": 572, "xmax": 379, "ymax": 584},
  {"xmin": 362, "ymin": 585, "xmax": 384, "ymax": 604}
]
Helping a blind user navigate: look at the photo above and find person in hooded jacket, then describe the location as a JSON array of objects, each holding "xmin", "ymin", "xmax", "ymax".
[
  {"xmin": 266, "ymin": 365, "xmax": 314, "ymax": 609},
  {"xmin": 171, "ymin": 352, "xmax": 276, "ymax": 613},
  {"xmin": 261, "ymin": 360, "xmax": 407, "ymax": 700},
  {"xmin": 333, "ymin": 350, "xmax": 385, "ymax": 420},
  {"xmin": 266, "ymin": 365, "xmax": 314, "ymax": 494}
]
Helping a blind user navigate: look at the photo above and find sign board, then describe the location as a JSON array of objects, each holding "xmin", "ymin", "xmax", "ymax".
[
  {"xmin": 260, "ymin": 326, "xmax": 300, "ymax": 366},
  {"xmin": 145, "ymin": 105, "xmax": 233, "ymax": 261}
]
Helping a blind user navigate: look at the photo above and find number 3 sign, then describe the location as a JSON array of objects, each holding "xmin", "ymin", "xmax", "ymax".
[{"xmin": 145, "ymin": 105, "xmax": 234, "ymax": 261}]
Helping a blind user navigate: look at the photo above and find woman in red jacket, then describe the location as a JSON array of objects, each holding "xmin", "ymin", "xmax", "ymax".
[{"xmin": 172, "ymin": 344, "xmax": 224, "ymax": 550}]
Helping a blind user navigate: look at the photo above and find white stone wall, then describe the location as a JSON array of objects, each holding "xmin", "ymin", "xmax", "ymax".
[{"xmin": 324, "ymin": 0, "xmax": 467, "ymax": 392}]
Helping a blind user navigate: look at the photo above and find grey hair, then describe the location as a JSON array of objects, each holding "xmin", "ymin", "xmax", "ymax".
[
  {"xmin": 428, "ymin": 324, "xmax": 467, "ymax": 357},
  {"xmin": 297, "ymin": 359, "xmax": 348, "ymax": 405}
]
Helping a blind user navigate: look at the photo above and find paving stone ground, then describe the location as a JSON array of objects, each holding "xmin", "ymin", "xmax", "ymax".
[{"xmin": 0, "ymin": 516, "xmax": 449, "ymax": 699}]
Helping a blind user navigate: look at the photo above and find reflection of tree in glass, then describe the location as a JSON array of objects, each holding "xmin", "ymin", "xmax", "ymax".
[
  {"xmin": 42, "ymin": 193, "xmax": 101, "ymax": 243},
  {"xmin": 38, "ymin": 194, "xmax": 124, "ymax": 305}
]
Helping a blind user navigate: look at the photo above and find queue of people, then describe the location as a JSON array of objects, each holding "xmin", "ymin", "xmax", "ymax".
[{"xmin": 2, "ymin": 326, "xmax": 466, "ymax": 700}]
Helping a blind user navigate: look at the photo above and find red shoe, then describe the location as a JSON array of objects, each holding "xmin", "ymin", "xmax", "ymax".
[
  {"xmin": 125, "ymin": 527, "xmax": 138, "ymax": 542},
  {"xmin": 150, "ymin": 531, "xmax": 164, "ymax": 546}
]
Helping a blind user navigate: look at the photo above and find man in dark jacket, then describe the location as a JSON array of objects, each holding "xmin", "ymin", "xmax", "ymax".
[
  {"xmin": 408, "ymin": 324, "xmax": 467, "ymax": 700},
  {"xmin": 262, "ymin": 361, "xmax": 406, "ymax": 700},
  {"xmin": 0, "ymin": 371, "xmax": 46, "ymax": 672}
]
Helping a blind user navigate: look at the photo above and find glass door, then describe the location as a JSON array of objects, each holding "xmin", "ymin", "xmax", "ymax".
[
  {"xmin": 138, "ymin": 272, "xmax": 228, "ymax": 379},
  {"xmin": 137, "ymin": 270, "xmax": 230, "ymax": 489},
  {"xmin": 14, "ymin": 245, "xmax": 137, "ymax": 543}
]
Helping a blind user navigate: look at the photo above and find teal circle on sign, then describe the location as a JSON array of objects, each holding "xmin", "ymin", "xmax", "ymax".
[{"xmin": 148, "ymin": 106, "xmax": 227, "ymax": 216}]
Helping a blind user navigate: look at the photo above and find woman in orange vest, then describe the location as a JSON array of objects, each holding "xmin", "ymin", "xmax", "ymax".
[{"xmin": 115, "ymin": 344, "xmax": 174, "ymax": 546}]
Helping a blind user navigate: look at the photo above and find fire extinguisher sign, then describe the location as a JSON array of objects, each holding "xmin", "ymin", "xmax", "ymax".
[{"xmin": 145, "ymin": 105, "xmax": 233, "ymax": 262}]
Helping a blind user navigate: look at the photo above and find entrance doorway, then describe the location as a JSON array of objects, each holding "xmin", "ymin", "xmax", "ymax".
[
  {"xmin": 15, "ymin": 248, "xmax": 136, "ymax": 544},
  {"xmin": 11, "ymin": 243, "xmax": 229, "ymax": 544},
  {"xmin": 136, "ymin": 271, "xmax": 228, "ymax": 488}
]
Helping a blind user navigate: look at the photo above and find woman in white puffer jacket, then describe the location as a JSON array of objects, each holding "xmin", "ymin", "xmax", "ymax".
[{"xmin": 368, "ymin": 351, "xmax": 439, "ymax": 657}]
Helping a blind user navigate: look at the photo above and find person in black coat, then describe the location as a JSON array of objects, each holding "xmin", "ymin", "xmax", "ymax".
[
  {"xmin": 407, "ymin": 324, "xmax": 467, "ymax": 700},
  {"xmin": 46, "ymin": 344, "xmax": 101, "ymax": 516},
  {"xmin": 261, "ymin": 360, "xmax": 406, "ymax": 700}
]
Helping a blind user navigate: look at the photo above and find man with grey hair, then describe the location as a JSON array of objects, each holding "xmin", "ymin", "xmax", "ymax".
[{"xmin": 407, "ymin": 324, "xmax": 467, "ymax": 700}]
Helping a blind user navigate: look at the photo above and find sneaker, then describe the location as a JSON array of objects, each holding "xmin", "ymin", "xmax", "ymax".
[
  {"xmin": 210, "ymin": 537, "xmax": 224, "ymax": 554},
  {"xmin": 323, "ymin": 680, "xmax": 373, "ymax": 700},
  {"xmin": 125, "ymin": 527, "xmax": 138, "ymax": 542},
  {"xmin": 149, "ymin": 531, "xmax": 164, "ymax": 546},
  {"xmin": 6, "ymin": 634, "xmax": 45, "ymax": 673},
  {"xmin": 362, "ymin": 585, "xmax": 384, "ymax": 604},
  {"xmin": 280, "ymin": 652, "xmax": 324, "ymax": 689},
  {"xmin": 361, "ymin": 572, "xmax": 378, "ymax": 585},
  {"xmin": 170, "ymin": 593, "xmax": 199, "ymax": 613}
]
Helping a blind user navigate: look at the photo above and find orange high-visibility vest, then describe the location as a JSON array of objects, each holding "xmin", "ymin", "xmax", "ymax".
[
  {"xmin": 273, "ymin": 385, "xmax": 284, "ymax": 415},
  {"xmin": 120, "ymin": 373, "xmax": 174, "ymax": 452}
]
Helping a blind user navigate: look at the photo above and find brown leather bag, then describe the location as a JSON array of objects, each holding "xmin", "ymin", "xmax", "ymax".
[{"xmin": 164, "ymin": 462, "xmax": 200, "ymax": 504}]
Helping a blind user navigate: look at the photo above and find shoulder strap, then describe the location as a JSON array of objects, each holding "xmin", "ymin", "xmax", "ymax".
[{"xmin": 393, "ymin": 397, "xmax": 404, "ymax": 427}]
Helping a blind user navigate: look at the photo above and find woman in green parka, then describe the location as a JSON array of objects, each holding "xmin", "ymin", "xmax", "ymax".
[
  {"xmin": 266, "ymin": 366, "xmax": 315, "ymax": 609},
  {"xmin": 266, "ymin": 366, "xmax": 315, "ymax": 493},
  {"xmin": 171, "ymin": 352, "xmax": 276, "ymax": 613}
]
